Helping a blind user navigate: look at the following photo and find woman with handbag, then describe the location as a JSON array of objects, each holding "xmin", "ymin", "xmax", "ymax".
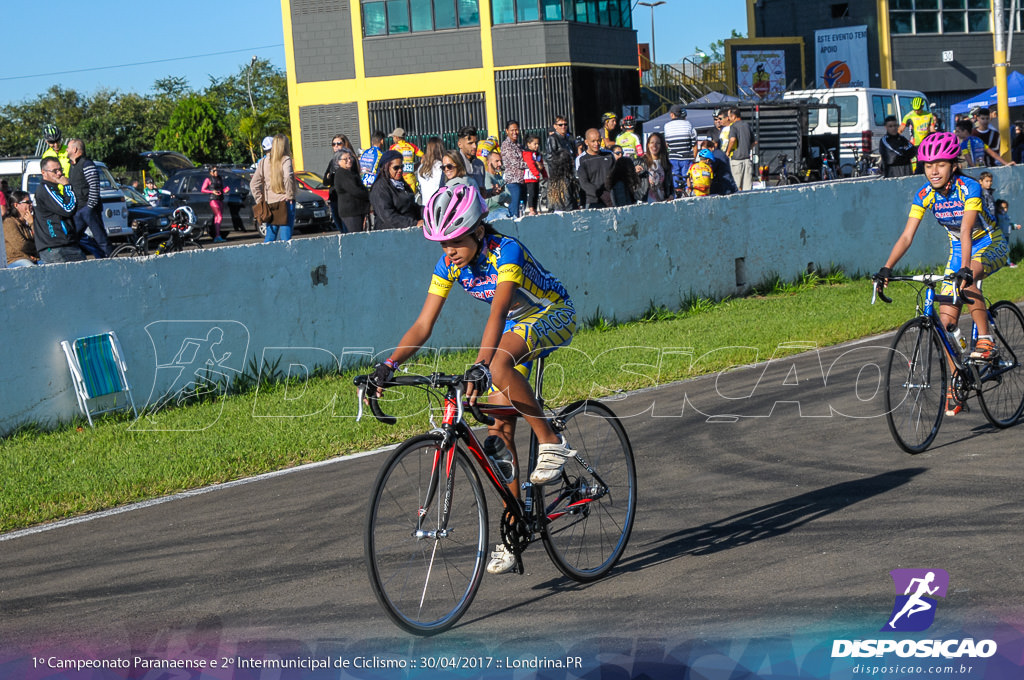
[{"xmin": 250, "ymin": 134, "xmax": 296, "ymax": 242}]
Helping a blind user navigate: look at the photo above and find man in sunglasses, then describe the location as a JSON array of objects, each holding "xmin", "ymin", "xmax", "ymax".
[
  {"xmin": 544, "ymin": 115, "xmax": 575, "ymax": 164},
  {"xmin": 34, "ymin": 157, "xmax": 84, "ymax": 264}
]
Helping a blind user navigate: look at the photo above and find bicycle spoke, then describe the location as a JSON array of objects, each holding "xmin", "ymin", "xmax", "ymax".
[
  {"xmin": 885, "ymin": 319, "xmax": 946, "ymax": 453},
  {"xmin": 977, "ymin": 301, "xmax": 1024, "ymax": 427}
]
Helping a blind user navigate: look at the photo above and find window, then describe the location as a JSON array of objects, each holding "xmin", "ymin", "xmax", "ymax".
[
  {"xmin": 872, "ymin": 95, "xmax": 894, "ymax": 126},
  {"xmin": 362, "ymin": 0, "xmax": 480, "ymax": 34},
  {"xmin": 492, "ymin": 0, "xmax": 630, "ymax": 25},
  {"xmin": 889, "ymin": 0, "xmax": 989, "ymax": 34},
  {"xmin": 898, "ymin": 95, "xmax": 927, "ymax": 119},
  {"xmin": 826, "ymin": 96, "xmax": 859, "ymax": 127}
]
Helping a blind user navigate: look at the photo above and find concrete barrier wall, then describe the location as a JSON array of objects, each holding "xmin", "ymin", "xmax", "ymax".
[{"xmin": 2, "ymin": 167, "xmax": 1022, "ymax": 433}]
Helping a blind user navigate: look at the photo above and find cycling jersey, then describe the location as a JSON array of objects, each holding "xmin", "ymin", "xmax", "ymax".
[
  {"xmin": 958, "ymin": 136, "xmax": 988, "ymax": 167},
  {"xmin": 428, "ymin": 233, "xmax": 575, "ymax": 363},
  {"xmin": 909, "ymin": 174, "xmax": 998, "ymax": 240},
  {"xmin": 41, "ymin": 145, "xmax": 71, "ymax": 177},
  {"xmin": 359, "ymin": 146, "xmax": 383, "ymax": 188},
  {"xmin": 901, "ymin": 111, "xmax": 934, "ymax": 146},
  {"xmin": 910, "ymin": 174, "xmax": 1006, "ymax": 297},
  {"xmin": 615, "ymin": 131, "xmax": 643, "ymax": 157},
  {"xmin": 687, "ymin": 161, "xmax": 713, "ymax": 196},
  {"xmin": 391, "ymin": 139, "xmax": 423, "ymax": 191}
]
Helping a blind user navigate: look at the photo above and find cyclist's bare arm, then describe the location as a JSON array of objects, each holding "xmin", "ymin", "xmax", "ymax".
[
  {"xmin": 389, "ymin": 293, "xmax": 447, "ymax": 367},
  {"xmin": 466, "ymin": 280, "xmax": 517, "ymax": 404},
  {"xmin": 984, "ymin": 146, "xmax": 1014, "ymax": 166},
  {"xmin": 883, "ymin": 215, "xmax": 923, "ymax": 271}
]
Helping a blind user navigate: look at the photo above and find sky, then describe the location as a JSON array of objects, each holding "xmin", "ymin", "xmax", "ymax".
[{"xmin": 0, "ymin": 0, "xmax": 748, "ymax": 107}]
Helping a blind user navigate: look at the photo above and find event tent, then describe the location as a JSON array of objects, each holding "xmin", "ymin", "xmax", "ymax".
[{"xmin": 950, "ymin": 71, "xmax": 1024, "ymax": 114}]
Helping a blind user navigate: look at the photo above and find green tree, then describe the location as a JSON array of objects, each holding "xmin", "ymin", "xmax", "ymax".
[
  {"xmin": 0, "ymin": 85, "xmax": 87, "ymax": 156},
  {"xmin": 694, "ymin": 29, "xmax": 746, "ymax": 63},
  {"xmin": 203, "ymin": 59, "xmax": 290, "ymax": 164},
  {"xmin": 155, "ymin": 95, "xmax": 228, "ymax": 164}
]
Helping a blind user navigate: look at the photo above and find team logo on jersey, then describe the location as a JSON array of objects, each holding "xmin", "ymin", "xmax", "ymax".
[
  {"xmin": 882, "ymin": 569, "xmax": 949, "ymax": 632},
  {"xmin": 823, "ymin": 60, "xmax": 852, "ymax": 88}
]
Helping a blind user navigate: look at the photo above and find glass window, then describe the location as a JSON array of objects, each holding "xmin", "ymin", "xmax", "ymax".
[
  {"xmin": 891, "ymin": 0, "xmax": 912, "ymax": 8},
  {"xmin": 826, "ymin": 96, "xmax": 859, "ymax": 127},
  {"xmin": 516, "ymin": 0, "xmax": 539, "ymax": 21},
  {"xmin": 942, "ymin": 10, "xmax": 965, "ymax": 32},
  {"xmin": 619, "ymin": 0, "xmax": 631, "ymax": 27},
  {"xmin": 916, "ymin": 0, "xmax": 938, "ymax": 8},
  {"xmin": 387, "ymin": 0, "xmax": 410, "ymax": 31},
  {"xmin": 575, "ymin": 0, "xmax": 591, "ymax": 22},
  {"xmin": 597, "ymin": 0, "xmax": 610, "ymax": 24},
  {"xmin": 434, "ymin": 0, "xmax": 457, "ymax": 28},
  {"xmin": 363, "ymin": 1, "xmax": 387, "ymax": 35},
  {"xmin": 898, "ymin": 95, "xmax": 923, "ymax": 119},
  {"xmin": 872, "ymin": 95, "xmax": 894, "ymax": 126},
  {"xmin": 561, "ymin": 0, "xmax": 575, "ymax": 20},
  {"xmin": 410, "ymin": 0, "xmax": 432, "ymax": 31},
  {"xmin": 941, "ymin": 0, "xmax": 965, "ymax": 8},
  {"xmin": 492, "ymin": 0, "xmax": 515, "ymax": 23},
  {"xmin": 542, "ymin": 0, "xmax": 562, "ymax": 20},
  {"xmin": 967, "ymin": 0, "xmax": 988, "ymax": 8},
  {"xmin": 915, "ymin": 11, "xmax": 939, "ymax": 31},
  {"xmin": 458, "ymin": 0, "xmax": 479, "ymax": 25},
  {"xmin": 968, "ymin": 10, "xmax": 989, "ymax": 30},
  {"xmin": 807, "ymin": 108, "xmax": 819, "ymax": 131},
  {"xmin": 891, "ymin": 10, "xmax": 913, "ymax": 33}
]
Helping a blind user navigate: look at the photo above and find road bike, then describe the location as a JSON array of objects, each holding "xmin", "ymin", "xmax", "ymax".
[
  {"xmin": 354, "ymin": 356, "xmax": 637, "ymax": 634},
  {"xmin": 872, "ymin": 273, "xmax": 1024, "ymax": 453},
  {"xmin": 110, "ymin": 206, "xmax": 203, "ymax": 258},
  {"xmin": 819, "ymin": 148, "xmax": 840, "ymax": 181},
  {"xmin": 769, "ymin": 153, "xmax": 803, "ymax": 187},
  {"xmin": 840, "ymin": 149, "xmax": 880, "ymax": 178}
]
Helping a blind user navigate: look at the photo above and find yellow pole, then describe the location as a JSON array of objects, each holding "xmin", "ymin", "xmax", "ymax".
[{"xmin": 994, "ymin": 0, "xmax": 1011, "ymax": 158}]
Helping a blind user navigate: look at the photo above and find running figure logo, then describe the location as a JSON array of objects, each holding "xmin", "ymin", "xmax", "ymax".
[{"xmin": 882, "ymin": 569, "xmax": 949, "ymax": 632}]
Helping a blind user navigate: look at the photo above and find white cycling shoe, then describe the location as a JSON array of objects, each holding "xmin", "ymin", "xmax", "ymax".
[
  {"xmin": 529, "ymin": 437, "xmax": 576, "ymax": 485},
  {"xmin": 486, "ymin": 543, "xmax": 517, "ymax": 574}
]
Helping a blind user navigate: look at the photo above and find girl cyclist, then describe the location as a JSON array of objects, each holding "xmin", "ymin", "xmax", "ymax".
[
  {"xmin": 875, "ymin": 131, "xmax": 1009, "ymax": 416},
  {"xmin": 368, "ymin": 184, "xmax": 577, "ymax": 574}
]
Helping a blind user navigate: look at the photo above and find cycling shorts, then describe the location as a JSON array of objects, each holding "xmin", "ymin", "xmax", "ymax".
[
  {"xmin": 497, "ymin": 301, "xmax": 576, "ymax": 383},
  {"xmin": 940, "ymin": 231, "xmax": 1008, "ymax": 298}
]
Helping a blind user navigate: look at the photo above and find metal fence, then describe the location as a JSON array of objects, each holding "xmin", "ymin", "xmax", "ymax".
[{"xmin": 368, "ymin": 92, "xmax": 489, "ymax": 148}]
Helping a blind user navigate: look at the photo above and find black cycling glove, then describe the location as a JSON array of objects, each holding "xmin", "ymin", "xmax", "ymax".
[
  {"xmin": 874, "ymin": 266, "xmax": 892, "ymax": 283},
  {"xmin": 369, "ymin": 362, "xmax": 395, "ymax": 389},
  {"xmin": 954, "ymin": 267, "xmax": 974, "ymax": 289},
  {"xmin": 463, "ymin": 363, "xmax": 492, "ymax": 394}
]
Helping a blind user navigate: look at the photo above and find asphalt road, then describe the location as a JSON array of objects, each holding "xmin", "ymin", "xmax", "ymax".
[{"xmin": 2, "ymin": 332, "xmax": 1022, "ymax": 676}]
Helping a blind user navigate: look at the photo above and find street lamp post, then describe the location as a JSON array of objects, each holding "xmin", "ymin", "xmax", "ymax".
[
  {"xmin": 246, "ymin": 55, "xmax": 258, "ymax": 116},
  {"xmin": 637, "ymin": 1, "xmax": 665, "ymax": 65}
]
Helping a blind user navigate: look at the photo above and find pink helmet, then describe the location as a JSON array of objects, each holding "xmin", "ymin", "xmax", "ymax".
[
  {"xmin": 423, "ymin": 184, "xmax": 488, "ymax": 241},
  {"xmin": 917, "ymin": 132, "xmax": 961, "ymax": 163}
]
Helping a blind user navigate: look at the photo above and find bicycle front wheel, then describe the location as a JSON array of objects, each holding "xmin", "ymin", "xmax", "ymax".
[
  {"xmin": 977, "ymin": 301, "xmax": 1024, "ymax": 427},
  {"xmin": 538, "ymin": 400, "xmax": 636, "ymax": 582},
  {"xmin": 365, "ymin": 434, "xmax": 488, "ymax": 635},
  {"xmin": 885, "ymin": 318, "xmax": 947, "ymax": 453}
]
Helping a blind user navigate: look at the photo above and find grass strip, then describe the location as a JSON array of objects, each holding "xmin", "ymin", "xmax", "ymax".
[{"xmin": 3, "ymin": 265, "xmax": 1024, "ymax": 533}]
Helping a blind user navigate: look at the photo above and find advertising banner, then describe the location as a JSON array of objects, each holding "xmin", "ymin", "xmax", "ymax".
[
  {"xmin": 814, "ymin": 24, "xmax": 869, "ymax": 88},
  {"xmin": 736, "ymin": 50, "xmax": 786, "ymax": 99}
]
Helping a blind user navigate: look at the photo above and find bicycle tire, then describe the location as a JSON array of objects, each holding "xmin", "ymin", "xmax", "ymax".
[
  {"xmin": 365, "ymin": 433, "xmax": 488, "ymax": 635},
  {"xmin": 785, "ymin": 174, "xmax": 802, "ymax": 185},
  {"xmin": 538, "ymin": 399, "xmax": 637, "ymax": 582},
  {"xmin": 885, "ymin": 318, "xmax": 947, "ymax": 453},
  {"xmin": 976, "ymin": 301, "xmax": 1024, "ymax": 428},
  {"xmin": 110, "ymin": 244, "xmax": 143, "ymax": 258}
]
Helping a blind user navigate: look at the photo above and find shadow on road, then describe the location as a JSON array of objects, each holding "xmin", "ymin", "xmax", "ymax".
[{"xmin": 619, "ymin": 468, "xmax": 927, "ymax": 572}]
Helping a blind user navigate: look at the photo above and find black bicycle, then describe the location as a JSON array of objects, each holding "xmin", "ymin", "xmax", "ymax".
[
  {"xmin": 873, "ymin": 273, "xmax": 1024, "ymax": 452},
  {"xmin": 110, "ymin": 206, "xmax": 203, "ymax": 257},
  {"xmin": 354, "ymin": 357, "xmax": 637, "ymax": 634}
]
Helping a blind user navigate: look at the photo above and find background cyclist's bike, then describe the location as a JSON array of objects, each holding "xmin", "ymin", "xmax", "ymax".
[
  {"xmin": 873, "ymin": 273, "xmax": 1024, "ymax": 453},
  {"xmin": 354, "ymin": 358, "xmax": 637, "ymax": 634},
  {"xmin": 111, "ymin": 206, "xmax": 203, "ymax": 257}
]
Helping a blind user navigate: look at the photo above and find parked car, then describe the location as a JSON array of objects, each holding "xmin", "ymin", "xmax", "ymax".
[
  {"xmin": 140, "ymin": 151, "xmax": 333, "ymax": 236},
  {"xmin": 120, "ymin": 185, "xmax": 174, "ymax": 233},
  {"xmin": 22, "ymin": 159, "xmax": 131, "ymax": 240},
  {"xmin": 295, "ymin": 170, "xmax": 330, "ymax": 202}
]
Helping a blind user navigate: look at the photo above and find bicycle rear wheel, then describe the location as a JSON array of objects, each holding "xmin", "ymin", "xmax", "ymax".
[
  {"xmin": 538, "ymin": 399, "xmax": 636, "ymax": 582},
  {"xmin": 110, "ymin": 244, "xmax": 143, "ymax": 258},
  {"xmin": 365, "ymin": 434, "xmax": 488, "ymax": 635},
  {"xmin": 976, "ymin": 301, "xmax": 1024, "ymax": 427},
  {"xmin": 885, "ymin": 318, "xmax": 947, "ymax": 453}
]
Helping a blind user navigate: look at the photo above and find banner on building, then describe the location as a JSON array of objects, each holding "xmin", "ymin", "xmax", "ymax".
[
  {"xmin": 736, "ymin": 50, "xmax": 786, "ymax": 99},
  {"xmin": 814, "ymin": 25, "xmax": 869, "ymax": 88}
]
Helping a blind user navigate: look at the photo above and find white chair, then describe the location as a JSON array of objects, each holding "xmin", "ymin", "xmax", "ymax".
[{"xmin": 60, "ymin": 331, "xmax": 137, "ymax": 427}]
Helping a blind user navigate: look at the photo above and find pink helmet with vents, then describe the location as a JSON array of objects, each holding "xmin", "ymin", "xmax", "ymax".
[
  {"xmin": 422, "ymin": 184, "xmax": 488, "ymax": 241},
  {"xmin": 917, "ymin": 132, "xmax": 961, "ymax": 163}
]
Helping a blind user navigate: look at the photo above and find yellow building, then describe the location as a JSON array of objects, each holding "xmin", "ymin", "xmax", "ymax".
[{"xmin": 280, "ymin": 0, "xmax": 640, "ymax": 171}]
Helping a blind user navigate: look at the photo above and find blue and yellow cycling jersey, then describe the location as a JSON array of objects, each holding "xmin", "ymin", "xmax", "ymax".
[
  {"xmin": 909, "ymin": 174, "xmax": 997, "ymax": 241},
  {"xmin": 958, "ymin": 136, "xmax": 988, "ymax": 167},
  {"xmin": 428, "ymin": 233, "xmax": 572, "ymax": 320}
]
